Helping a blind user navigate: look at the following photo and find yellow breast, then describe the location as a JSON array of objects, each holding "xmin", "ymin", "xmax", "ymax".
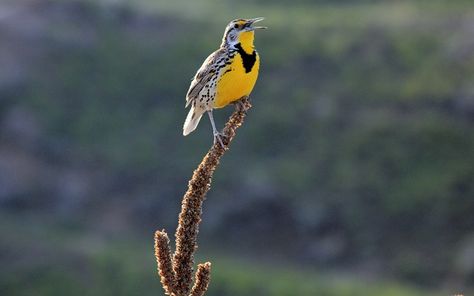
[{"xmin": 214, "ymin": 52, "xmax": 260, "ymax": 108}]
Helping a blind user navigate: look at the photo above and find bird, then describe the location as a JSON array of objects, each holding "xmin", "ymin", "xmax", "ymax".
[{"xmin": 183, "ymin": 17, "xmax": 266, "ymax": 147}]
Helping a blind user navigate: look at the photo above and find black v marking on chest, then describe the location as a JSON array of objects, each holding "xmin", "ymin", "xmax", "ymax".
[{"xmin": 235, "ymin": 43, "xmax": 257, "ymax": 73}]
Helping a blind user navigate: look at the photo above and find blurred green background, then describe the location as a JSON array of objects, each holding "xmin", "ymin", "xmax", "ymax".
[{"xmin": 1, "ymin": 0, "xmax": 473, "ymax": 295}]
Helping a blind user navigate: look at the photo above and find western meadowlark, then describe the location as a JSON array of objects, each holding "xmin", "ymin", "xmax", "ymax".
[{"xmin": 183, "ymin": 17, "xmax": 266, "ymax": 146}]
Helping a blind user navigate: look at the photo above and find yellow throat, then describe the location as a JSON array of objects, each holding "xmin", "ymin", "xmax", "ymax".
[{"xmin": 238, "ymin": 31, "xmax": 255, "ymax": 53}]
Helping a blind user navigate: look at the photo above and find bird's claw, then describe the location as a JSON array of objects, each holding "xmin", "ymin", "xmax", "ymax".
[
  {"xmin": 234, "ymin": 99, "xmax": 248, "ymax": 112},
  {"xmin": 213, "ymin": 131, "xmax": 226, "ymax": 148}
]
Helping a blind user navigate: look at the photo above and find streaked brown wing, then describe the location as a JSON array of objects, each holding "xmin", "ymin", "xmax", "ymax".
[{"xmin": 185, "ymin": 48, "xmax": 225, "ymax": 107}]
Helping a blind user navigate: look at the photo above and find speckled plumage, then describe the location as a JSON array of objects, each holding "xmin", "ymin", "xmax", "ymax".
[{"xmin": 183, "ymin": 18, "xmax": 264, "ymax": 140}]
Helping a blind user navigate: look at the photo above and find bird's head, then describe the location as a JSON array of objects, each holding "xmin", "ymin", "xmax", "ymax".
[{"xmin": 221, "ymin": 17, "xmax": 266, "ymax": 49}]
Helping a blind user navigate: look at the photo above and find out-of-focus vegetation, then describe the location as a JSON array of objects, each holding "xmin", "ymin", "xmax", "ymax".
[
  {"xmin": 0, "ymin": 214, "xmax": 443, "ymax": 296},
  {"xmin": 0, "ymin": 0, "xmax": 473, "ymax": 295}
]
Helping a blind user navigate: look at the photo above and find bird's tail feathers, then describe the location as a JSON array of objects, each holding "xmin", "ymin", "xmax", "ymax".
[{"xmin": 183, "ymin": 106, "xmax": 205, "ymax": 136}]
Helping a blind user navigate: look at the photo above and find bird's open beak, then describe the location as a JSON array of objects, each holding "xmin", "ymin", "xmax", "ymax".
[{"xmin": 246, "ymin": 17, "xmax": 267, "ymax": 31}]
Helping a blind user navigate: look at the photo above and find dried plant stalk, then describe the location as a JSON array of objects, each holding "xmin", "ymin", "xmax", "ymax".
[
  {"xmin": 189, "ymin": 262, "xmax": 211, "ymax": 296},
  {"xmin": 154, "ymin": 96, "xmax": 252, "ymax": 296},
  {"xmin": 154, "ymin": 230, "xmax": 177, "ymax": 295}
]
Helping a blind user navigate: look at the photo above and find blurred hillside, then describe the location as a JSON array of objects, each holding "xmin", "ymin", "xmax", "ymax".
[{"xmin": 1, "ymin": 0, "xmax": 474, "ymax": 295}]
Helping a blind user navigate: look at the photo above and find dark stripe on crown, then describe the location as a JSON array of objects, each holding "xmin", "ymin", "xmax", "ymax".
[{"xmin": 235, "ymin": 43, "xmax": 256, "ymax": 73}]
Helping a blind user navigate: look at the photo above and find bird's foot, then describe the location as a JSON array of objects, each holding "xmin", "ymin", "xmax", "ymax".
[
  {"xmin": 213, "ymin": 131, "xmax": 227, "ymax": 148},
  {"xmin": 234, "ymin": 97, "xmax": 250, "ymax": 112},
  {"xmin": 234, "ymin": 100, "xmax": 245, "ymax": 112}
]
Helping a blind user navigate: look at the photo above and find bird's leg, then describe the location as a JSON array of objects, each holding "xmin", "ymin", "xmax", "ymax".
[{"xmin": 207, "ymin": 110, "xmax": 225, "ymax": 148}]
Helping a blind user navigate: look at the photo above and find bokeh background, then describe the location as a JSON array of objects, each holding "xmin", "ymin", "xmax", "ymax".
[{"xmin": 1, "ymin": 0, "xmax": 474, "ymax": 295}]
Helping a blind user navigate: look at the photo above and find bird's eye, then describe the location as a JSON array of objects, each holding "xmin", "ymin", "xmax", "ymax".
[{"xmin": 234, "ymin": 24, "xmax": 239, "ymax": 29}]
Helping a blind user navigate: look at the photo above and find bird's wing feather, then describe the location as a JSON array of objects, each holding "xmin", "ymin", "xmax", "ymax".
[{"xmin": 185, "ymin": 48, "xmax": 225, "ymax": 108}]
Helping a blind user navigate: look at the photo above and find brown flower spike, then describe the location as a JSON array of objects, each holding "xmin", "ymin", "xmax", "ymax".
[{"xmin": 154, "ymin": 97, "xmax": 252, "ymax": 296}]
